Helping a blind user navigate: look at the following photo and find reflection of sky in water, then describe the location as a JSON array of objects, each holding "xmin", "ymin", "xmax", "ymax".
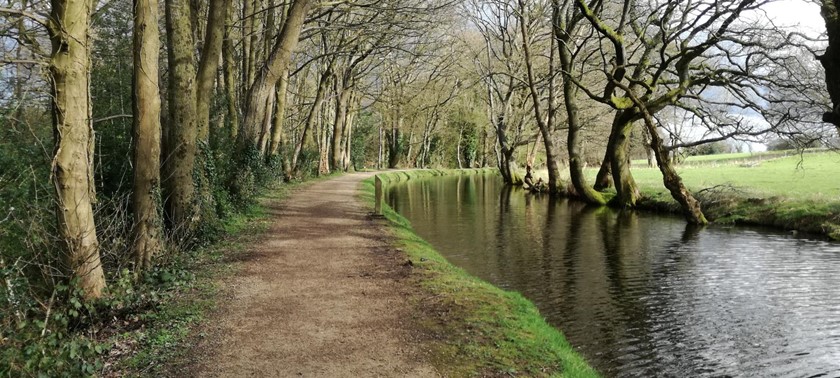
[{"xmin": 388, "ymin": 174, "xmax": 840, "ymax": 377}]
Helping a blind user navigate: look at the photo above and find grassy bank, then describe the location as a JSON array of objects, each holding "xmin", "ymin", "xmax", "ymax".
[
  {"xmin": 527, "ymin": 151, "xmax": 840, "ymax": 239},
  {"xmin": 363, "ymin": 170, "xmax": 598, "ymax": 377},
  {"xmin": 628, "ymin": 152, "xmax": 840, "ymax": 239}
]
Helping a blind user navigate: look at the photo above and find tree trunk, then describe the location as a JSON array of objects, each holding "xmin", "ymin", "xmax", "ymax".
[
  {"xmin": 343, "ymin": 103, "xmax": 355, "ymax": 171},
  {"xmin": 132, "ymin": 0, "xmax": 164, "ymax": 272},
  {"xmin": 317, "ymin": 103, "xmax": 331, "ymax": 175},
  {"xmin": 268, "ymin": 70, "xmax": 289, "ymax": 157},
  {"xmin": 223, "ymin": 0, "xmax": 239, "ymax": 138},
  {"xmin": 554, "ymin": 0, "xmax": 605, "ymax": 204},
  {"xmin": 518, "ymin": 1, "xmax": 562, "ymax": 193},
  {"xmin": 377, "ymin": 124, "xmax": 383, "ymax": 169},
  {"xmin": 330, "ymin": 77, "xmax": 352, "ymax": 171},
  {"xmin": 819, "ymin": 0, "xmax": 840, "ymax": 132},
  {"xmin": 387, "ymin": 116, "xmax": 402, "ymax": 168},
  {"xmin": 609, "ymin": 113, "xmax": 641, "ymax": 208},
  {"xmin": 196, "ymin": 0, "xmax": 225, "ymax": 144},
  {"xmin": 634, "ymin": 102, "xmax": 707, "ymax": 224},
  {"xmin": 257, "ymin": 88, "xmax": 276, "ymax": 155},
  {"xmin": 164, "ymin": 0, "xmax": 199, "ymax": 231},
  {"xmin": 456, "ymin": 124, "xmax": 463, "ymax": 169},
  {"xmin": 48, "ymin": 0, "xmax": 106, "ymax": 299},
  {"xmin": 242, "ymin": 0, "xmax": 253, "ymax": 91},
  {"xmin": 593, "ymin": 154, "xmax": 612, "ymax": 190},
  {"xmin": 498, "ymin": 148, "xmax": 515, "ymax": 184},
  {"xmin": 194, "ymin": 0, "xmax": 226, "ymax": 226}
]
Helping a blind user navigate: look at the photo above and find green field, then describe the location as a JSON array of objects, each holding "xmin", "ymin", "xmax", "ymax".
[
  {"xmin": 527, "ymin": 151, "xmax": 840, "ymax": 238},
  {"xmin": 626, "ymin": 151, "xmax": 840, "ymax": 201}
]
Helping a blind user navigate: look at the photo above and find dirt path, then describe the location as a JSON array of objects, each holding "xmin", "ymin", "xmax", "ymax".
[{"xmin": 191, "ymin": 173, "xmax": 437, "ymax": 377}]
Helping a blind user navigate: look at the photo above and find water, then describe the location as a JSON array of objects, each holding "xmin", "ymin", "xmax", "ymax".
[{"xmin": 387, "ymin": 173, "xmax": 840, "ymax": 377}]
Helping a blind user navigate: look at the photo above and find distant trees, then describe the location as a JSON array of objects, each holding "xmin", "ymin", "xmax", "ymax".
[{"xmin": 455, "ymin": 0, "xmax": 826, "ymax": 223}]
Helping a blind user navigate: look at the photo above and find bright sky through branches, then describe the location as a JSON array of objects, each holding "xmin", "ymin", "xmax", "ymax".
[{"xmin": 764, "ymin": 0, "xmax": 823, "ymax": 36}]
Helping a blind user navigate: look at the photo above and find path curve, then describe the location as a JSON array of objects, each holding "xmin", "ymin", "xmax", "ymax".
[{"xmin": 193, "ymin": 173, "xmax": 437, "ymax": 377}]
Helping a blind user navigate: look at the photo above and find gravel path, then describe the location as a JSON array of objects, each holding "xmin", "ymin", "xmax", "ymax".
[{"xmin": 192, "ymin": 173, "xmax": 437, "ymax": 377}]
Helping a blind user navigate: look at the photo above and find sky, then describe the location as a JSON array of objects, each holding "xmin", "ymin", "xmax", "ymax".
[{"xmin": 763, "ymin": 0, "xmax": 824, "ymax": 37}]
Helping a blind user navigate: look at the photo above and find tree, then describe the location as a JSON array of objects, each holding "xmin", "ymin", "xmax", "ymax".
[
  {"xmin": 48, "ymin": 0, "xmax": 106, "ymax": 298},
  {"xmin": 239, "ymin": 0, "xmax": 310, "ymax": 153},
  {"xmin": 131, "ymin": 0, "xmax": 164, "ymax": 271},
  {"xmin": 517, "ymin": 0, "xmax": 565, "ymax": 194},
  {"xmin": 552, "ymin": 0, "xmax": 606, "ymax": 204},
  {"xmin": 819, "ymin": 0, "xmax": 840, "ymax": 132},
  {"xmin": 466, "ymin": 0, "xmax": 535, "ymax": 184},
  {"xmin": 163, "ymin": 0, "xmax": 199, "ymax": 231},
  {"xmin": 570, "ymin": 0, "xmax": 812, "ymax": 223}
]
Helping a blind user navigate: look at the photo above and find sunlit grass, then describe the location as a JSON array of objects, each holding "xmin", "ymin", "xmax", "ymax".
[{"xmin": 627, "ymin": 151, "xmax": 840, "ymax": 201}]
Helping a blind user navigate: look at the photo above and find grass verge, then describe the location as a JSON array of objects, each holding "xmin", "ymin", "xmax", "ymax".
[{"xmin": 362, "ymin": 170, "xmax": 599, "ymax": 378}]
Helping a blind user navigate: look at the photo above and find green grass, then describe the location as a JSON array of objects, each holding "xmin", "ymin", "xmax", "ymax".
[
  {"xmin": 518, "ymin": 150, "xmax": 840, "ymax": 238},
  {"xmin": 607, "ymin": 152, "xmax": 840, "ymax": 239},
  {"xmin": 364, "ymin": 170, "xmax": 599, "ymax": 378},
  {"xmin": 627, "ymin": 151, "xmax": 840, "ymax": 200}
]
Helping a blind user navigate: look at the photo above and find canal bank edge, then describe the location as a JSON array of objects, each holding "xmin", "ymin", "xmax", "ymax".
[
  {"xmin": 362, "ymin": 170, "xmax": 599, "ymax": 377},
  {"xmin": 635, "ymin": 188, "xmax": 840, "ymax": 240},
  {"xmin": 375, "ymin": 168, "xmax": 840, "ymax": 240}
]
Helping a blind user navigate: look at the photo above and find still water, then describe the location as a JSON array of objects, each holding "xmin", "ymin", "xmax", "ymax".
[{"xmin": 387, "ymin": 173, "xmax": 840, "ymax": 377}]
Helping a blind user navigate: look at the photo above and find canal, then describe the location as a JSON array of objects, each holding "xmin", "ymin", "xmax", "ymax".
[{"xmin": 387, "ymin": 173, "xmax": 840, "ymax": 377}]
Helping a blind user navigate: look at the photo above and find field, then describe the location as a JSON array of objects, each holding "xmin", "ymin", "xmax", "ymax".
[
  {"xmin": 626, "ymin": 151, "xmax": 840, "ymax": 201},
  {"xmin": 527, "ymin": 150, "xmax": 840, "ymax": 238}
]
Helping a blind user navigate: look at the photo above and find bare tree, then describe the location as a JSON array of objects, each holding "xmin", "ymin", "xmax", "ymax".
[
  {"xmin": 131, "ymin": 0, "xmax": 164, "ymax": 271},
  {"xmin": 48, "ymin": 0, "xmax": 106, "ymax": 298}
]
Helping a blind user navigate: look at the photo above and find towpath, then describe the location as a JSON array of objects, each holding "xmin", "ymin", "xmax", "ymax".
[{"xmin": 190, "ymin": 172, "xmax": 437, "ymax": 377}]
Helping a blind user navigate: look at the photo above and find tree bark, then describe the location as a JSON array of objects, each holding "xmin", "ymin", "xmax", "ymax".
[
  {"xmin": 342, "ymin": 100, "xmax": 356, "ymax": 171},
  {"xmin": 223, "ymin": 0, "xmax": 239, "ymax": 138},
  {"xmin": 164, "ymin": 0, "xmax": 199, "ymax": 231},
  {"xmin": 387, "ymin": 116, "xmax": 402, "ymax": 168},
  {"xmin": 518, "ymin": 0, "xmax": 562, "ymax": 193},
  {"xmin": 609, "ymin": 112, "xmax": 641, "ymax": 207},
  {"xmin": 196, "ymin": 0, "xmax": 225, "ymax": 144},
  {"xmin": 194, "ymin": 0, "xmax": 226, "ymax": 226},
  {"xmin": 132, "ymin": 0, "xmax": 164, "ymax": 272},
  {"xmin": 48, "ymin": 0, "xmax": 106, "ymax": 298},
  {"xmin": 819, "ymin": 0, "xmax": 840, "ymax": 132},
  {"xmin": 629, "ymin": 96, "xmax": 707, "ymax": 224},
  {"xmin": 593, "ymin": 154, "xmax": 612, "ymax": 190},
  {"xmin": 268, "ymin": 70, "xmax": 289, "ymax": 157},
  {"xmin": 330, "ymin": 76, "xmax": 352, "ymax": 171}
]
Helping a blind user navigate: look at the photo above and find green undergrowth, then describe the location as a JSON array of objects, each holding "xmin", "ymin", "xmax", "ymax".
[{"xmin": 363, "ymin": 170, "xmax": 599, "ymax": 378}]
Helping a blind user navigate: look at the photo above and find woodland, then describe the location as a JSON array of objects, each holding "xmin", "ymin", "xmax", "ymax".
[{"xmin": 2, "ymin": 0, "xmax": 840, "ymax": 374}]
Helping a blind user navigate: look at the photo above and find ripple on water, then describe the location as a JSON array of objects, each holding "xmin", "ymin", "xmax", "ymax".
[{"xmin": 388, "ymin": 175, "xmax": 840, "ymax": 377}]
